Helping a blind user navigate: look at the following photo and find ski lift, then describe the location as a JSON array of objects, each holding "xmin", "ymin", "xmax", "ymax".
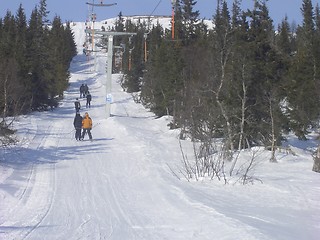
[
  {"xmin": 91, "ymin": 13, "xmax": 97, "ymax": 22},
  {"xmin": 85, "ymin": 0, "xmax": 117, "ymax": 62},
  {"xmin": 86, "ymin": 1, "xmax": 117, "ymax": 7}
]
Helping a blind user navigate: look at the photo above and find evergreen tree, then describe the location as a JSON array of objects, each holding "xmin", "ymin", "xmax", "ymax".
[
  {"xmin": 228, "ymin": 0, "xmax": 253, "ymax": 149},
  {"xmin": 0, "ymin": 0, "xmax": 76, "ymax": 114},
  {"xmin": 63, "ymin": 22, "xmax": 77, "ymax": 64},
  {"xmin": 286, "ymin": 0, "xmax": 320, "ymax": 139},
  {"xmin": 47, "ymin": 16, "xmax": 69, "ymax": 99},
  {"xmin": 38, "ymin": 0, "xmax": 50, "ymax": 26},
  {"xmin": 14, "ymin": 5, "xmax": 32, "ymax": 113},
  {"xmin": 205, "ymin": 1, "xmax": 233, "ymax": 144},
  {"xmin": 273, "ymin": 16, "xmax": 295, "ymax": 134},
  {"xmin": 141, "ymin": 40, "xmax": 183, "ymax": 116},
  {"xmin": 313, "ymin": 3, "xmax": 320, "ymax": 89},
  {"xmin": 0, "ymin": 12, "xmax": 20, "ymax": 117},
  {"xmin": 276, "ymin": 16, "xmax": 294, "ymax": 57},
  {"xmin": 239, "ymin": 0, "xmax": 283, "ymax": 146},
  {"xmin": 114, "ymin": 12, "xmax": 125, "ymax": 49},
  {"xmin": 121, "ymin": 20, "xmax": 146, "ymax": 92},
  {"xmin": 26, "ymin": 7, "xmax": 47, "ymax": 109},
  {"xmin": 114, "ymin": 11, "xmax": 125, "ymax": 33},
  {"xmin": 180, "ymin": 0, "xmax": 200, "ymax": 45},
  {"xmin": 15, "ymin": 5, "xmax": 28, "ymax": 72}
]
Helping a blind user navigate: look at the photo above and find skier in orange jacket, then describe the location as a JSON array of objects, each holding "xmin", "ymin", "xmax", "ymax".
[{"xmin": 81, "ymin": 112, "xmax": 92, "ymax": 140}]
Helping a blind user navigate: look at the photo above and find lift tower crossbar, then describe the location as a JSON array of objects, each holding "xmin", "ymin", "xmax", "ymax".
[{"xmin": 86, "ymin": 2, "xmax": 117, "ymax": 7}]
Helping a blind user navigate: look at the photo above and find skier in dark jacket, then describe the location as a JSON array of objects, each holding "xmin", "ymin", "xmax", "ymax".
[
  {"xmin": 74, "ymin": 98, "xmax": 81, "ymax": 112},
  {"xmin": 84, "ymin": 84, "xmax": 89, "ymax": 97},
  {"xmin": 80, "ymin": 84, "xmax": 85, "ymax": 98},
  {"xmin": 73, "ymin": 113, "xmax": 83, "ymax": 140},
  {"xmin": 86, "ymin": 91, "xmax": 92, "ymax": 108}
]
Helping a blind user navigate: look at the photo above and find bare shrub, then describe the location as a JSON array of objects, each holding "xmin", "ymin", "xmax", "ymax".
[
  {"xmin": 172, "ymin": 138, "xmax": 263, "ymax": 185},
  {"xmin": 233, "ymin": 148, "xmax": 263, "ymax": 185},
  {"xmin": 177, "ymin": 138, "xmax": 227, "ymax": 183},
  {"xmin": 0, "ymin": 118, "xmax": 17, "ymax": 148}
]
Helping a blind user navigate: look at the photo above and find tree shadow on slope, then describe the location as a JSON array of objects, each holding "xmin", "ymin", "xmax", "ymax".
[
  {"xmin": 1, "ymin": 140, "xmax": 113, "ymax": 170},
  {"xmin": 69, "ymin": 54, "xmax": 94, "ymax": 74}
]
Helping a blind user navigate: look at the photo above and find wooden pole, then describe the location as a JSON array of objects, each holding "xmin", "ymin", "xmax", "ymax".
[{"xmin": 171, "ymin": 6, "xmax": 175, "ymax": 40}]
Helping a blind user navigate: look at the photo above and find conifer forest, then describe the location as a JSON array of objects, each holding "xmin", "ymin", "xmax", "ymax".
[{"xmin": 1, "ymin": 0, "xmax": 320, "ymax": 156}]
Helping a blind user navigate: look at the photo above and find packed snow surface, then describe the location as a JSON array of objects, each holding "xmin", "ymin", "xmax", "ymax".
[{"xmin": 0, "ymin": 20, "xmax": 319, "ymax": 240}]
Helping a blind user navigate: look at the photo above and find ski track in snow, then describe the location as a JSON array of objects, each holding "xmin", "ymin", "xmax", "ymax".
[
  {"xmin": 0, "ymin": 22, "xmax": 319, "ymax": 240},
  {"xmin": 0, "ymin": 115, "xmax": 61, "ymax": 239}
]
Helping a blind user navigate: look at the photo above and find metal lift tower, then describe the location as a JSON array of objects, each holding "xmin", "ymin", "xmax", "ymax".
[{"xmin": 85, "ymin": 29, "xmax": 137, "ymax": 118}]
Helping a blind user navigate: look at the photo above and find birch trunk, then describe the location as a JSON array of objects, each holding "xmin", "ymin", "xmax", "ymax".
[{"xmin": 312, "ymin": 145, "xmax": 320, "ymax": 173}]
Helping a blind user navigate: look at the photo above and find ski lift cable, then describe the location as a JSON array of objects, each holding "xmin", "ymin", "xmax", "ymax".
[
  {"xmin": 144, "ymin": 0, "xmax": 162, "ymax": 33},
  {"xmin": 150, "ymin": 0, "xmax": 162, "ymax": 16}
]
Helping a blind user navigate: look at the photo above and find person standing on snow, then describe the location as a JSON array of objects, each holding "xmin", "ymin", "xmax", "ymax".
[
  {"xmin": 81, "ymin": 112, "xmax": 93, "ymax": 140},
  {"xmin": 74, "ymin": 98, "xmax": 81, "ymax": 112},
  {"xmin": 84, "ymin": 84, "xmax": 89, "ymax": 97},
  {"xmin": 86, "ymin": 91, "xmax": 92, "ymax": 108},
  {"xmin": 80, "ymin": 84, "xmax": 85, "ymax": 98},
  {"xmin": 73, "ymin": 113, "xmax": 83, "ymax": 141}
]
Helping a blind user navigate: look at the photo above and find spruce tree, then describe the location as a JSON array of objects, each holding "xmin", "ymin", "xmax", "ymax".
[
  {"xmin": 47, "ymin": 16, "xmax": 69, "ymax": 100},
  {"xmin": 234, "ymin": 1, "xmax": 281, "ymax": 146},
  {"xmin": 0, "ymin": 12, "xmax": 19, "ymax": 117},
  {"xmin": 63, "ymin": 22, "xmax": 77, "ymax": 65},
  {"xmin": 208, "ymin": 0, "xmax": 241, "ymax": 150},
  {"xmin": 141, "ymin": 40, "xmax": 183, "ymax": 117},
  {"xmin": 180, "ymin": 0, "xmax": 200, "ymax": 45},
  {"xmin": 121, "ymin": 20, "xmax": 146, "ymax": 93},
  {"xmin": 14, "ymin": 5, "xmax": 32, "ymax": 114},
  {"xmin": 0, "ymin": 0, "xmax": 76, "ymax": 113},
  {"xmin": 228, "ymin": 0, "xmax": 253, "ymax": 149},
  {"xmin": 26, "ymin": 8, "xmax": 45, "ymax": 109},
  {"xmin": 286, "ymin": 0, "xmax": 319, "ymax": 139}
]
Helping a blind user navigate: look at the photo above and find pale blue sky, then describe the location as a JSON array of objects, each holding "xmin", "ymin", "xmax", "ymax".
[{"xmin": 1, "ymin": 0, "xmax": 320, "ymax": 26}]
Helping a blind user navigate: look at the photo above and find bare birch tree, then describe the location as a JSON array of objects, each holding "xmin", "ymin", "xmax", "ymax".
[{"xmin": 313, "ymin": 145, "xmax": 320, "ymax": 173}]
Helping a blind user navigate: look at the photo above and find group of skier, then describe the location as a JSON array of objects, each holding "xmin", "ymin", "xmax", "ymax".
[
  {"xmin": 75, "ymin": 84, "xmax": 92, "ymax": 112},
  {"xmin": 73, "ymin": 83, "xmax": 94, "ymax": 141},
  {"xmin": 73, "ymin": 112, "xmax": 93, "ymax": 141},
  {"xmin": 80, "ymin": 84, "xmax": 89, "ymax": 98}
]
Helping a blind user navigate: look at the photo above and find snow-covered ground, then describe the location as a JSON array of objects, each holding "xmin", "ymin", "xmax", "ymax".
[{"xmin": 0, "ymin": 20, "xmax": 319, "ymax": 240}]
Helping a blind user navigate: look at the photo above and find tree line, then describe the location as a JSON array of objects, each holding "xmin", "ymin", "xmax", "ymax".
[
  {"xmin": 0, "ymin": 0, "xmax": 77, "ymax": 118},
  {"xmin": 116, "ymin": 0, "xmax": 320, "ymax": 161},
  {"xmin": 1, "ymin": 0, "xmax": 320, "ymax": 172}
]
